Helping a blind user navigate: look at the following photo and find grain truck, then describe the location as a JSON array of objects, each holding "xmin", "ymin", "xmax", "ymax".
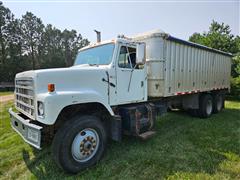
[{"xmin": 9, "ymin": 30, "xmax": 232, "ymax": 173}]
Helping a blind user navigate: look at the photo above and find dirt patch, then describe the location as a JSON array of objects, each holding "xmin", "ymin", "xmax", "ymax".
[{"xmin": 0, "ymin": 95, "xmax": 14, "ymax": 103}]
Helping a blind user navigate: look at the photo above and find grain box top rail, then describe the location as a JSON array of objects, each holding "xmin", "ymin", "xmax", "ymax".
[{"xmin": 131, "ymin": 29, "xmax": 233, "ymax": 57}]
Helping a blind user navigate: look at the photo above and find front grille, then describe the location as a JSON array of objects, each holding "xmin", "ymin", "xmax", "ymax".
[{"xmin": 15, "ymin": 78, "xmax": 35, "ymax": 119}]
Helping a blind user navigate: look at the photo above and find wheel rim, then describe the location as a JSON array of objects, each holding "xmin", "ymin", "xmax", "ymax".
[
  {"xmin": 206, "ymin": 99, "xmax": 213, "ymax": 115},
  {"xmin": 71, "ymin": 128, "xmax": 99, "ymax": 162},
  {"xmin": 217, "ymin": 96, "xmax": 222, "ymax": 111}
]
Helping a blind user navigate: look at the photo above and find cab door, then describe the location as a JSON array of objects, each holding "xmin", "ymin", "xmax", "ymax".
[{"xmin": 116, "ymin": 45, "xmax": 147, "ymax": 104}]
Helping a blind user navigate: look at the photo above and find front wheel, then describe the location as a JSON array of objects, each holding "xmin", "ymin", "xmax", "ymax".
[{"xmin": 52, "ymin": 115, "xmax": 107, "ymax": 173}]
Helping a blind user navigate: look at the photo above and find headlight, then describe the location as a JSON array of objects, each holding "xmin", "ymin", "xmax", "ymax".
[{"xmin": 37, "ymin": 101, "xmax": 44, "ymax": 116}]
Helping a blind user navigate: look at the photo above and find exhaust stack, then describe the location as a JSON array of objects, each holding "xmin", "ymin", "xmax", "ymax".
[{"xmin": 94, "ymin": 30, "xmax": 101, "ymax": 43}]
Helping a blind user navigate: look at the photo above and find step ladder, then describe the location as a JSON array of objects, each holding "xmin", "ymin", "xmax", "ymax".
[{"xmin": 138, "ymin": 131, "xmax": 156, "ymax": 140}]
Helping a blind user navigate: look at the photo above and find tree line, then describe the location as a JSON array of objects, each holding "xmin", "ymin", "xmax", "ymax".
[{"xmin": 0, "ymin": 4, "xmax": 89, "ymax": 82}]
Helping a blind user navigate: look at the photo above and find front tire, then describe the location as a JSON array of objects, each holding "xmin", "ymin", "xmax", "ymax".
[{"xmin": 52, "ymin": 115, "xmax": 107, "ymax": 173}]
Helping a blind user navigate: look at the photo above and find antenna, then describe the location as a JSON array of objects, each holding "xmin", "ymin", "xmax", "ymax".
[{"xmin": 94, "ymin": 30, "xmax": 101, "ymax": 43}]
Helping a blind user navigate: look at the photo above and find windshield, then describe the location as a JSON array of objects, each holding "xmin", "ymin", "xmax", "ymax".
[{"xmin": 74, "ymin": 43, "xmax": 115, "ymax": 65}]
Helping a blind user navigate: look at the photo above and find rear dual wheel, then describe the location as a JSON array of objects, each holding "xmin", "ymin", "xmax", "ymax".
[
  {"xmin": 213, "ymin": 93, "xmax": 224, "ymax": 113},
  {"xmin": 198, "ymin": 94, "xmax": 213, "ymax": 118},
  {"xmin": 189, "ymin": 93, "xmax": 224, "ymax": 118}
]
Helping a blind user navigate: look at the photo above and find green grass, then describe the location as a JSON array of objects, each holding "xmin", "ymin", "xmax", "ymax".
[
  {"xmin": 0, "ymin": 91, "xmax": 13, "ymax": 96},
  {"xmin": 0, "ymin": 100, "xmax": 240, "ymax": 179}
]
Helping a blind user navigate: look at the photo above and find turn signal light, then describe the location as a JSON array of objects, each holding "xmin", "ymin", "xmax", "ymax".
[{"xmin": 48, "ymin": 83, "xmax": 55, "ymax": 92}]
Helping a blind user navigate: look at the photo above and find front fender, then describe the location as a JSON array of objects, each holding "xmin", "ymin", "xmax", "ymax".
[{"xmin": 36, "ymin": 90, "xmax": 114, "ymax": 125}]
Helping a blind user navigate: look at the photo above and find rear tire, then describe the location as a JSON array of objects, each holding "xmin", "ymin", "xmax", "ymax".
[
  {"xmin": 52, "ymin": 115, "xmax": 107, "ymax": 174},
  {"xmin": 199, "ymin": 94, "xmax": 213, "ymax": 118},
  {"xmin": 213, "ymin": 93, "xmax": 224, "ymax": 113}
]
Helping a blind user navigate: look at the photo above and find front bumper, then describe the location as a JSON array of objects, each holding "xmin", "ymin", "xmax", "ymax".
[{"xmin": 9, "ymin": 108, "xmax": 42, "ymax": 149}]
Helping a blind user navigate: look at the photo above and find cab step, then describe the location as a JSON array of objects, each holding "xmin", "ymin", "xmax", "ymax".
[{"xmin": 138, "ymin": 131, "xmax": 156, "ymax": 140}]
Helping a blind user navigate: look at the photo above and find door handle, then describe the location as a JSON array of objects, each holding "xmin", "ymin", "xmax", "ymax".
[
  {"xmin": 121, "ymin": 69, "xmax": 132, "ymax": 72},
  {"xmin": 102, "ymin": 78, "xmax": 116, "ymax": 87}
]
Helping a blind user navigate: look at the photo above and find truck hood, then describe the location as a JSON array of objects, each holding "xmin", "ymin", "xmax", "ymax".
[
  {"xmin": 15, "ymin": 64, "xmax": 109, "ymax": 79},
  {"xmin": 15, "ymin": 64, "xmax": 110, "ymax": 94}
]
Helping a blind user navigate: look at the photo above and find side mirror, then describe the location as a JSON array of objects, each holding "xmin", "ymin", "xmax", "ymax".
[{"xmin": 136, "ymin": 43, "xmax": 145, "ymax": 64}]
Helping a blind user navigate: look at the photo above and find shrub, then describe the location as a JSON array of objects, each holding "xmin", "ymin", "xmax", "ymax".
[{"xmin": 230, "ymin": 76, "xmax": 240, "ymax": 97}]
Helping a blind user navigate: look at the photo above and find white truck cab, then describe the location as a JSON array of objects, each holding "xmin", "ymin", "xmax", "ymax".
[
  {"xmin": 11, "ymin": 38, "xmax": 147, "ymax": 124},
  {"xmin": 9, "ymin": 30, "xmax": 231, "ymax": 173}
]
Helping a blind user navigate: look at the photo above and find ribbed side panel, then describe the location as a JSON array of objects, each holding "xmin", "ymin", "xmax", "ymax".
[{"xmin": 163, "ymin": 40, "xmax": 231, "ymax": 97}]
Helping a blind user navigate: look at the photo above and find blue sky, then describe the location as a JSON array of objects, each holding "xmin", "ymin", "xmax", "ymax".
[{"xmin": 3, "ymin": 0, "xmax": 239, "ymax": 43}]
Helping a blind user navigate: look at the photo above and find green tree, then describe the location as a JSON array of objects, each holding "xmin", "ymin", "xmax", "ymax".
[
  {"xmin": 189, "ymin": 20, "xmax": 238, "ymax": 54},
  {"xmin": 41, "ymin": 24, "xmax": 65, "ymax": 68},
  {"xmin": 0, "ymin": 4, "xmax": 13, "ymax": 64},
  {"xmin": 0, "ymin": 3, "xmax": 90, "ymax": 83},
  {"xmin": 61, "ymin": 29, "xmax": 89, "ymax": 66},
  {"xmin": 21, "ymin": 12, "xmax": 44, "ymax": 69},
  {"xmin": 0, "ymin": 4, "xmax": 29, "ymax": 82}
]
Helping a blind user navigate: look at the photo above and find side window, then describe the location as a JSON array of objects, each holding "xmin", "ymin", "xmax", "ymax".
[{"xmin": 118, "ymin": 46, "xmax": 136, "ymax": 68}]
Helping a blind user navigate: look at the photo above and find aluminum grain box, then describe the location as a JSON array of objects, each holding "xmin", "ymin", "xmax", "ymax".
[{"xmin": 132, "ymin": 30, "xmax": 232, "ymax": 97}]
